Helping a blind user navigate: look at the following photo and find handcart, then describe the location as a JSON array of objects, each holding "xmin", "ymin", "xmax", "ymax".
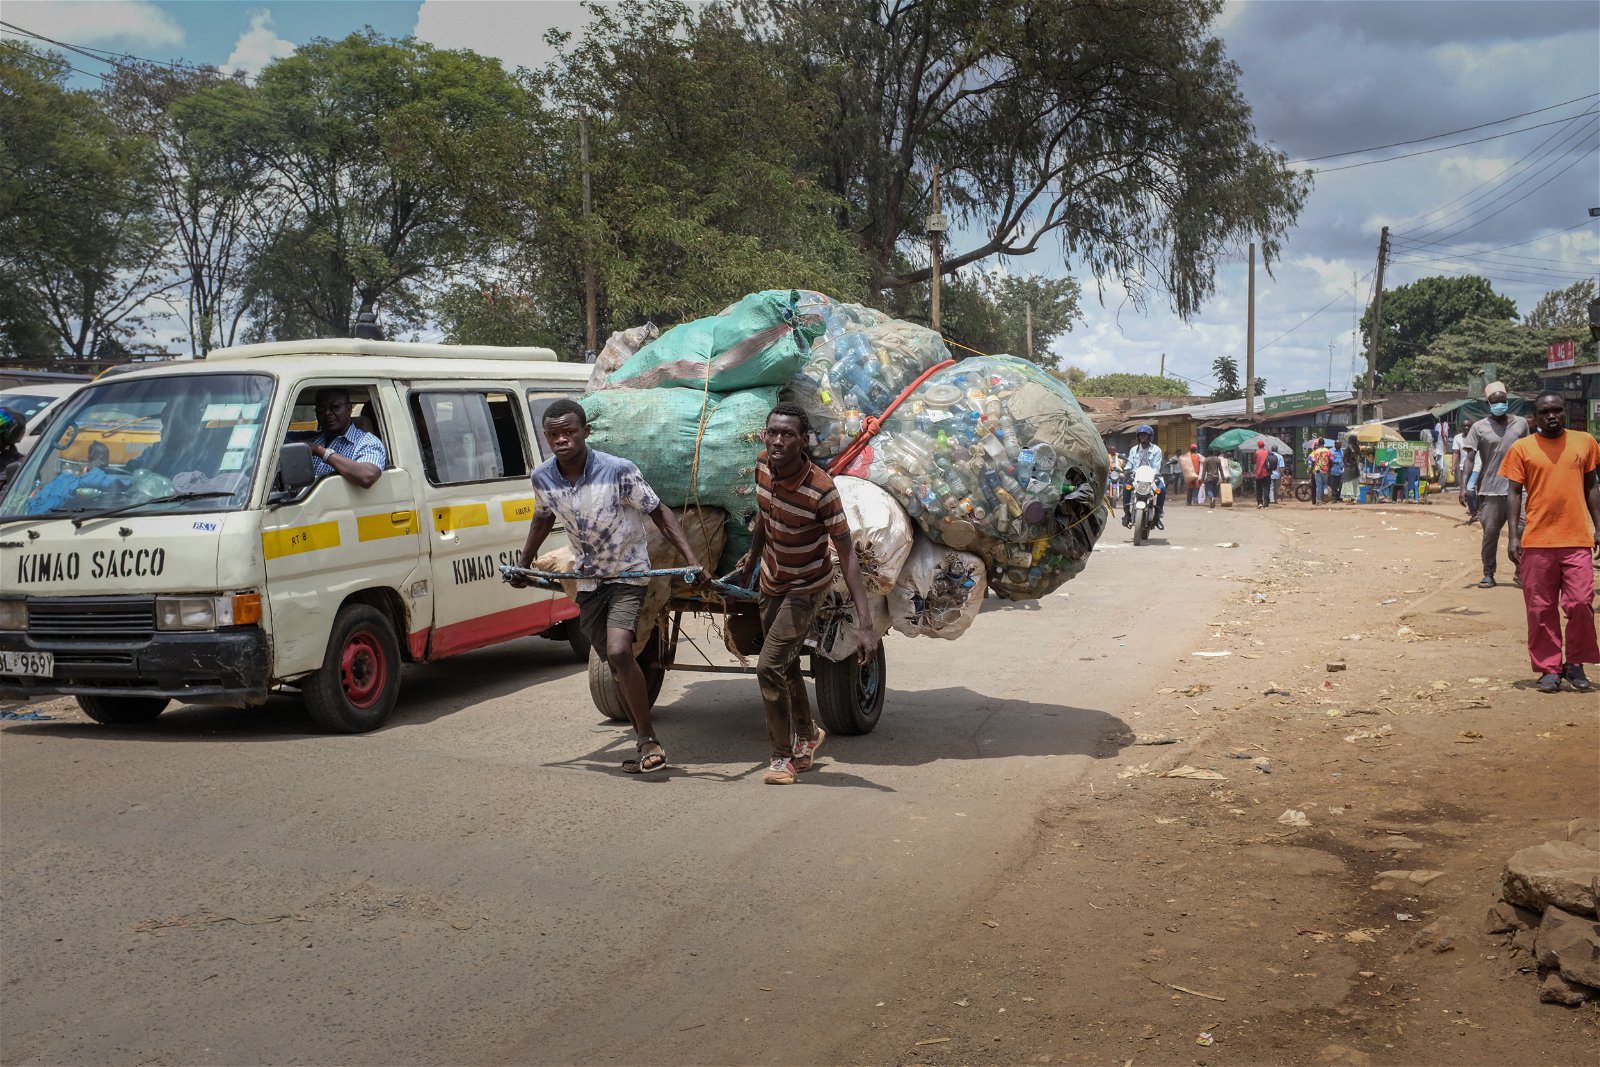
[{"xmin": 502, "ymin": 565, "xmax": 887, "ymax": 735}]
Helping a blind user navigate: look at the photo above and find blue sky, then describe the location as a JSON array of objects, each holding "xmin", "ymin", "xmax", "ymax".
[{"xmin": 4, "ymin": 1, "xmax": 1597, "ymax": 392}]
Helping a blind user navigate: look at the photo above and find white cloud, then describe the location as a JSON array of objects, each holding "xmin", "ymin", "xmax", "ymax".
[
  {"xmin": 3, "ymin": 0, "xmax": 183, "ymax": 48},
  {"xmin": 414, "ymin": 0, "xmax": 598, "ymax": 72},
  {"xmin": 225, "ymin": 9, "xmax": 294, "ymax": 78}
]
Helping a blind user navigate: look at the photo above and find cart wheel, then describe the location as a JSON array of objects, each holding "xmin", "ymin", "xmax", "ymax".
[
  {"xmin": 1295, "ymin": 482, "xmax": 1314, "ymax": 503},
  {"xmin": 562, "ymin": 618, "xmax": 592, "ymax": 662},
  {"xmin": 813, "ymin": 643, "xmax": 885, "ymax": 736},
  {"xmin": 587, "ymin": 626, "xmax": 668, "ymax": 722}
]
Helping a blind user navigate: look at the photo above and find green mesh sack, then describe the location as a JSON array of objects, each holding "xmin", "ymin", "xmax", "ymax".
[
  {"xmin": 601, "ymin": 291, "xmax": 823, "ymax": 393},
  {"xmin": 580, "ymin": 386, "xmax": 777, "ymax": 571}
]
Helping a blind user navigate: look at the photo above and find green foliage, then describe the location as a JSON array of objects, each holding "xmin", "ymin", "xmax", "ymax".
[
  {"xmin": 749, "ymin": 0, "xmax": 1308, "ymax": 315},
  {"xmin": 435, "ymin": 282, "xmax": 566, "ymax": 350},
  {"xmin": 1060, "ymin": 365, "xmax": 1088, "ymax": 389},
  {"xmin": 1361, "ymin": 274, "xmax": 1518, "ymax": 385},
  {"xmin": 1381, "ymin": 316, "xmax": 1588, "ymax": 392},
  {"xmin": 241, "ymin": 31, "xmax": 537, "ymax": 338},
  {"xmin": 1208, "ymin": 355, "xmax": 1265, "ymax": 400},
  {"xmin": 0, "ymin": 43, "xmax": 172, "ymax": 358},
  {"xmin": 1079, "ymin": 373, "xmax": 1189, "ymax": 397},
  {"xmin": 881, "ymin": 269, "xmax": 1081, "ymax": 367},
  {"xmin": 1524, "ymin": 278, "xmax": 1597, "ymax": 331}
]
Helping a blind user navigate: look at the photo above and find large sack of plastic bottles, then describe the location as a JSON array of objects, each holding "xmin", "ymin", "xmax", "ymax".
[
  {"xmin": 885, "ymin": 535, "xmax": 987, "ymax": 639},
  {"xmin": 861, "ymin": 354, "xmax": 1109, "ymax": 600}
]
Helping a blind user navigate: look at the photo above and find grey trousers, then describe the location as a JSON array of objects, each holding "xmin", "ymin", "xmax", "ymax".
[{"xmin": 1476, "ymin": 495, "xmax": 1520, "ymax": 580}]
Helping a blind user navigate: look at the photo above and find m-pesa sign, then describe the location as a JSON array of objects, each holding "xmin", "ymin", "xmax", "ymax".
[{"xmin": 1547, "ymin": 340, "xmax": 1577, "ymax": 370}]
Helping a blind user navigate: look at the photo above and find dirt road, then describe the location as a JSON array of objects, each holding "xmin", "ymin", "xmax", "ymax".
[{"xmin": 2, "ymin": 501, "xmax": 1594, "ymax": 1066}]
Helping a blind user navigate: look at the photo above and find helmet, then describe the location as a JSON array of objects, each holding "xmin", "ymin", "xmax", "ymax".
[
  {"xmin": 0, "ymin": 407, "xmax": 25, "ymax": 449},
  {"xmin": 1136, "ymin": 424, "xmax": 1154, "ymax": 436}
]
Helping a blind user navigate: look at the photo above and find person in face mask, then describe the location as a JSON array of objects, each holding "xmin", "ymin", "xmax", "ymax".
[
  {"xmin": 1502, "ymin": 392, "xmax": 1600, "ymax": 693},
  {"xmin": 1459, "ymin": 382, "xmax": 1529, "ymax": 588}
]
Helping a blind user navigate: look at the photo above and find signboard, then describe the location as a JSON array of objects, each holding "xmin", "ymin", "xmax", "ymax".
[
  {"xmin": 1547, "ymin": 340, "xmax": 1577, "ymax": 370},
  {"xmin": 1375, "ymin": 442, "xmax": 1429, "ymax": 468},
  {"xmin": 1262, "ymin": 388, "xmax": 1328, "ymax": 416},
  {"xmin": 1589, "ymin": 399, "xmax": 1600, "ymax": 432}
]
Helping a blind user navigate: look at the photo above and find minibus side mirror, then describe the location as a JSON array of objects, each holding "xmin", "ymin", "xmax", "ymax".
[{"xmin": 277, "ymin": 442, "xmax": 316, "ymax": 493}]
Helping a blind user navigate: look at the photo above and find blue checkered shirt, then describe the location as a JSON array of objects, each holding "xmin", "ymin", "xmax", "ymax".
[{"xmin": 309, "ymin": 424, "xmax": 386, "ymax": 479}]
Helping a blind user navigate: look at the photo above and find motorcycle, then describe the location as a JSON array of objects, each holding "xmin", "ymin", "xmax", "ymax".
[{"xmin": 1125, "ymin": 464, "xmax": 1161, "ymax": 545}]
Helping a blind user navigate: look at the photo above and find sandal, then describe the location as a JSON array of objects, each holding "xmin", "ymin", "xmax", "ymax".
[{"xmin": 622, "ymin": 736, "xmax": 667, "ymax": 774}]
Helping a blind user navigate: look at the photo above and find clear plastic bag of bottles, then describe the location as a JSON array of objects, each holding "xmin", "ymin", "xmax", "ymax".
[
  {"xmin": 862, "ymin": 355, "xmax": 1110, "ymax": 601},
  {"xmin": 886, "ymin": 535, "xmax": 987, "ymax": 639},
  {"xmin": 786, "ymin": 320, "xmax": 952, "ymax": 463}
]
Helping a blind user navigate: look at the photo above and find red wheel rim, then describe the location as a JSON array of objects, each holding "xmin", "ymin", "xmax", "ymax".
[{"xmin": 340, "ymin": 630, "xmax": 387, "ymax": 709}]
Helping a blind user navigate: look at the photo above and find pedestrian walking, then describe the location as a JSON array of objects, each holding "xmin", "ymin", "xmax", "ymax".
[
  {"xmin": 1503, "ymin": 392, "xmax": 1600, "ymax": 693},
  {"xmin": 1460, "ymin": 382, "xmax": 1530, "ymax": 588},
  {"xmin": 1340, "ymin": 435, "xmax": 1362, "ymax": 502},
  {"xmin": 1269, "ymin": 447, "xmax": 1282, "ymax": 504},
  {"xmin": 1202, "ymin": 449, "xmax": 1223, "ymax": 509},
  {"xmin": 1309, "ymin": 438, "xmax": 1333, "ymax": 505},
  {"xmin": 1253, "ymin": 440, "xmax": 1272, "ymax": 508},
  {"xmin": 736, "ymin": 402, "xmax": 878, "ymax": 785},
  {"xmin": 1454, "ymin": 419, "xmax": 1481, "ymax": 521},
  {"xmin": 1181, "ymin": 445, "xmax": 1202, "ymax": 505}
]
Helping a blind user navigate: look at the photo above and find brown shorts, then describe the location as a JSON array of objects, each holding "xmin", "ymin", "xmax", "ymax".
[{"xmin": 575, "ymin": 582, "xmax": 647, "ymax": 652}]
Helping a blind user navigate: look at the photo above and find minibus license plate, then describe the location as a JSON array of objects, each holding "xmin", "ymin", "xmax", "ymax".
[{"xmin": 0, "ymin": 651, "xmax": 53, "ymax": 678}]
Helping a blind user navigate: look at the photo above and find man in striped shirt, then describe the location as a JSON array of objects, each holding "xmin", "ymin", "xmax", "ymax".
[{"xmin": 736, "ymin": 402, "xmax": 878, "ymax": 785}]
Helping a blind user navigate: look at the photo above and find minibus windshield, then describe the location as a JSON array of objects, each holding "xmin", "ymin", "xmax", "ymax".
[{"xmin": 0, "ymin": 373, "xmax": 275, "ymax": 520}]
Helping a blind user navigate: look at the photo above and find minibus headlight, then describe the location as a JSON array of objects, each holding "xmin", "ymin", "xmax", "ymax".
[
  {"xmin": 0, "ymin": 600, "xmax": 25, "ymax": 631},
  {"xmin": 155, "ymin": 594, "xmax": 263, "ymax": 631}
]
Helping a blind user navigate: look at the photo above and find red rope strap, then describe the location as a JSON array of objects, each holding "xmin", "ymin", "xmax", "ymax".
[{"xmin": 827, "ymin": 358, "xmax": 957, "ymax": 475}]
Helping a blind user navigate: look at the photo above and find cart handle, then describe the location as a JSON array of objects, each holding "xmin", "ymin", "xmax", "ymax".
[{"xmin": 499, "ymin": 564, "xmax": 758, "ymax": 602}]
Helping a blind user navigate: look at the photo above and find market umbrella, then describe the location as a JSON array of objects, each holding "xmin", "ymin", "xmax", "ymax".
[
  {"xmin": 1354, "ymin": 422, "xmax": 1404, "ymax": 444},
  {"xmin": 1209, "ymin": 428, "xmax": 1291, "ymax": 454}
]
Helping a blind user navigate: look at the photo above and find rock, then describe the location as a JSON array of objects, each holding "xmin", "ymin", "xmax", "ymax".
[
  {"xmin": 1485, "ymin": 901, "xmax": 1540, "ymax": 935},
  {"xmin": 1502, "ymin": 841, "xmax": 1600, "ymax": 917},
  {"xmin": 1372, "ymin": 869, "xmax": 1444, "ymax": 891},
  {"xmin": 1538, "ymin": 971, "xmax": 1595, "ymax": 1007},
  {"xmin": 1533, "ymin": 906, "xmax": 1600, "ymax": 988},
  {"xmin": 1566, "ymin": 816, "xmax": 1599, "ymax": 852},
  {"xmin": 1326, "ymin": 661, "xmax": 1347, "ymax": 673},
  {"xmin": 1405, "ymin": 916, "xmax": 1465, "ymax": 955}
]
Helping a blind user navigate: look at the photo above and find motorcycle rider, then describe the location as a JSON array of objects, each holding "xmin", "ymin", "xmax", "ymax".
[{"xmin": 1122, "ymin": 424, "xmax": 1166, "ymax": 530}]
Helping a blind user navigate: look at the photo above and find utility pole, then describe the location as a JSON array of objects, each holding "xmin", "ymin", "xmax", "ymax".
[
  {"xmin": 927, "ymin": 164, "xmax": 948, "ymax": 333},
  {"xmin": 580, "ymin": 108, "xmax": 597, "ymax": 358},
  {"xmin": 1328, "ymin": 341, "xmax": 1335, "ymax": 391},
  {"xmin": 1363, "ymin": 226, "xmax": 1389, "ymax": 423},
  {"xmin": 1159, "ymin": 352, "xmax": 1166, "ymax": 379},
  {"xmin": 1245, "ymin": 242, "xmax": 1256, "ymax": 418},
  {"xmin": 1025, "ymin": 301, "xmax": 1034, "ymax": 361}
]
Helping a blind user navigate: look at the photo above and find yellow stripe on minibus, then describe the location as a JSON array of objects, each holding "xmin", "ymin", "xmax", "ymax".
[
  {"xmin": 358, "ymin": 510, "xmax": 418, "ymax": 541},
  {"xmin": 432, "ymin": 503, "xmax": 489, "ymax": 532},
  {"xmin": 262, "ymin": 521, "xmax": 341, "ymax": 560},
  {"xmin": 501, "ymin": 497, "xmax": 537, "ymax": 524}
]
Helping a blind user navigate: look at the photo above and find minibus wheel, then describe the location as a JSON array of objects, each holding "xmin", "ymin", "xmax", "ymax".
[
  {"xmin": 304, "ymin": 604, "xmax": 401, "ymax": 733},
  {"xmin": 77, "ymin": 695, "xmax": 169, "ymax": 725}
]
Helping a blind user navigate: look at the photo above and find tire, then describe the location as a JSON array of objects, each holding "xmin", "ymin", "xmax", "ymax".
[
  {"xmin": 1132, "ymin": 507, "xmax": 1147, "ymax": 546},
  {"xmin": 77, "ymin": 694, "xmax": 169, "ymax": 725},
  {"xmin": 813, "ymin": 642, "xmax": 886, "ymax": 736},
  {"xmin": 563, "ymin": 618, "xmax": 592, "ymax": 662},
  {"xmin": 587, "ymin": 627, "xmax": 667, "ymax": 722},
  {"xmin": 1295, "ymin": 482, "xmax": 1314, "ymax": 503},
  {"xmin": 302, "ymin": 604, "xmax": 401, "ymax": 733}
]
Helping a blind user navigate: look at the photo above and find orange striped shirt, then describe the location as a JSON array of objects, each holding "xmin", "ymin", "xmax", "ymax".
[{"xmin": 755, "ymin": 451, "xmax": 849, "ymax": 595}]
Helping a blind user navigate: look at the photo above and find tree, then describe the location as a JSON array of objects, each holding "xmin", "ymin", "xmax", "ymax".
[
  {"xmin": 748, "ymin": 0, "xmax": 1309, "ymax": 315},
  {"xmin": 0, "ymin": 44, "xmax": 176, "ymax": 358},
  {"xmin": 1360, "ymin": 274, "xmax": 1517, "ymax": 384},
  {"xmin": 240, "ymin": 32, "xmax": 538, "ymax": 338},
  {"xmin": 1208, "ymin": 355, "xmax": 1265, "ymax": 400},
  {"xmin": 1524, "ymin": 278, "xmax": 1597, "ymax": 331},
  {"xmin": 1079, "ymin": 372, "xmax": 1188, "ymax": 397},
  {"xmin": 520, "ymin": 2, "xmax": 870, "ymax": 353},
  {"xmin": 1381, "ymin": 316, "xmax": 1586, "ymax": 393},
  {"xmin": 881, "ymin": 268, "xmax": 1080, "ymax": 367},
  {"xmin": 1060, "ymin": 365, "xmax": 1088, "ymax": 389},
  {"xmin": 102, "ymin": 63, "xmax": 280, "ymax": 355}
]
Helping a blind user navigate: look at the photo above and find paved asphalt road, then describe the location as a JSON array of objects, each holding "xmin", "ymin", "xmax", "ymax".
[{"xmin": 1, "ymin": 506, "xmax": 1275, "ymax": 1065}]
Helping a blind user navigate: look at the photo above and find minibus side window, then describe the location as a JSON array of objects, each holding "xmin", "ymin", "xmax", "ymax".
[
  {"xmin": 409, "ymin": 391, "xmax": 530, "ymax": 486},
  {"xmin": 525, "ymin": 389, "xmax": 580, "ymax": 460}
]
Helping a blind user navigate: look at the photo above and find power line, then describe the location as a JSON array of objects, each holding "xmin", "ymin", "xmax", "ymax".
[
  {"xmin": 1307, "ymin": 109, "xmax": 1600, "ymax": 174},
  {"xmin": 1389, "ymin": 237, "xmax": 1596, "ymax": 272},
  {"xmin": 1393, "ymin": 112, "xmax": 1598, "ymax": 241},
  {"xmin": 1388, "ymin": 254, "xmax": 1593, "ymax": 289},
  {"xmin": 1289, "ymin": 92, "xmax": 1600, "ymax": 163},
  {"xmin": 1421, "ymin": 127, "xmax": 1600, "ymax": 245},
  {"xmin": 0, "ymin": 19, "xmax": 260, "ymax": 87},
  {"xmin": 1257, "ymin": 269, "xmax": 1376, "ymax": 355}
]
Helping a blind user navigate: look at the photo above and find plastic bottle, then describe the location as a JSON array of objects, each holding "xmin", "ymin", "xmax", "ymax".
[{"xmin": 1015, "ymin": 448, "xmax": 1036, "ymax": 484}]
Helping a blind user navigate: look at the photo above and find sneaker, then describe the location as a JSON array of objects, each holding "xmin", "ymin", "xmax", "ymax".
[
  {"xmin": 1536, "ymin": 672, "xmax": 1562, "ymax": 694},
  {"xmin": 1563, "ymin": 664, "xmax": 1593, "ymax": 692},
  {"xmin": 793, "ymin": 726, "xmax": 827, "ymax": 772},
  {"xmin": 763, "ymin": 757, "xmax": 797, "ymax": 785}
]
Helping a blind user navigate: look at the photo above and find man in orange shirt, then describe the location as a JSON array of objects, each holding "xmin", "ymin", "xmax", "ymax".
[{"xmin": 1504, "ymin": 393, "xmax": 1600, "ymax": 693}]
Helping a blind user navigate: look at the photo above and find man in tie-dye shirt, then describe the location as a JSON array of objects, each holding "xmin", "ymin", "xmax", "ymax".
[{"xmin": 514, "ymin": 399, "xmax": 707, "ymax": 774}]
